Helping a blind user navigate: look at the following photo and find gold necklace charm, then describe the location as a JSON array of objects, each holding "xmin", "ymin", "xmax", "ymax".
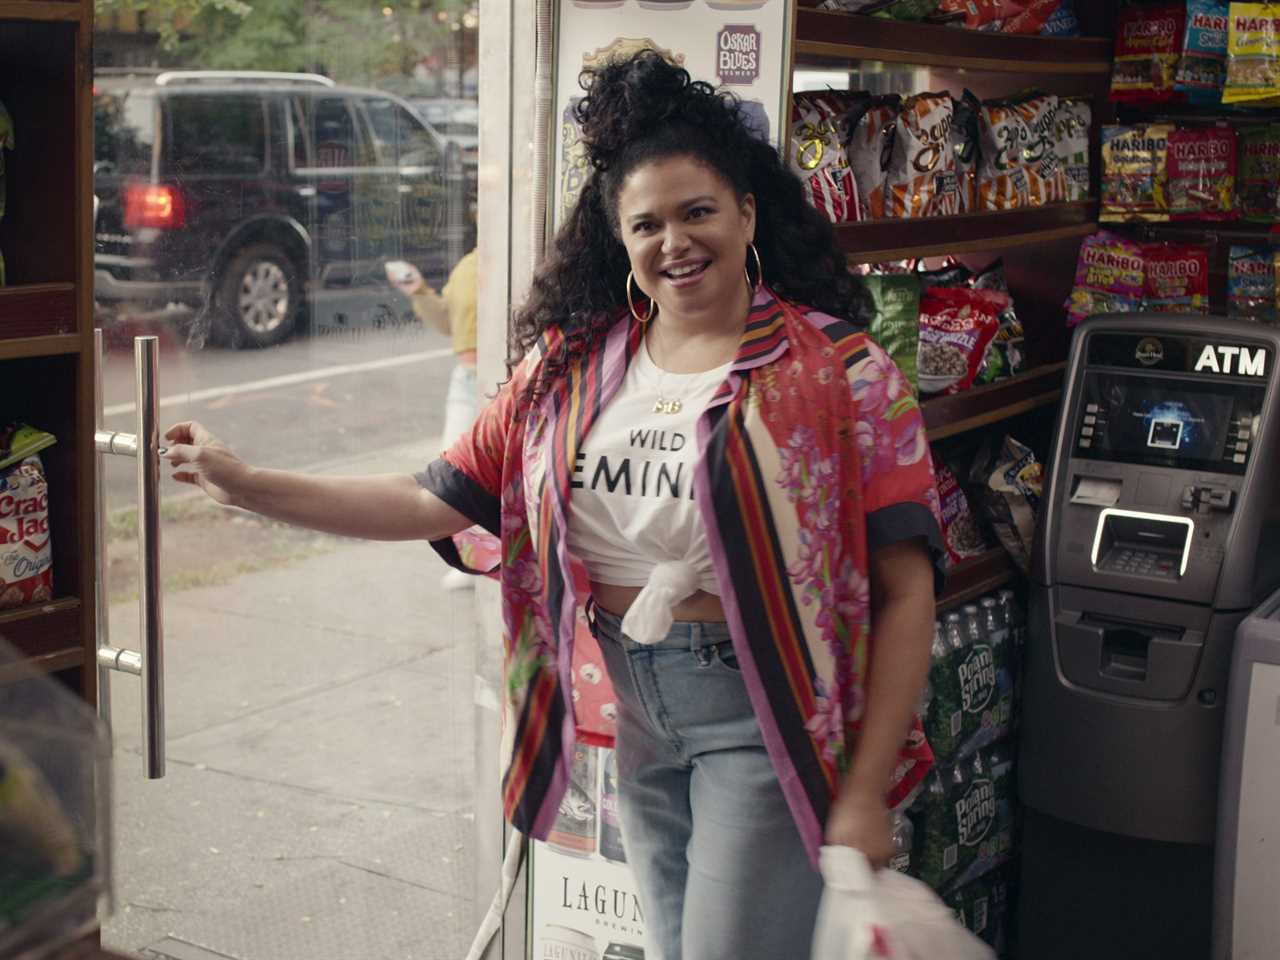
[{"xmin": 653, "ymin": 397, "xmax": 682, "ymax": 415}]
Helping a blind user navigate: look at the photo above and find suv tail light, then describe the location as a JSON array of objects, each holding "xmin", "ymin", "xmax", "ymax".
[{"xmin": 124, "ymin": 183, "xmax": 186, "ymax": 230}]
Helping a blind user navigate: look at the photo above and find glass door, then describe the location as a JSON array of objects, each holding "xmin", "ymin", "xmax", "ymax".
[{"xmin": 92, "ymin": 5, "xmax": 484, "ymax": 957}]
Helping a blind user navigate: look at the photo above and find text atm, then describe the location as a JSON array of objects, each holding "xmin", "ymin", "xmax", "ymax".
[{"xmin": 1017, "ymin": 316, "xmax": 1280, "ymax": 960}]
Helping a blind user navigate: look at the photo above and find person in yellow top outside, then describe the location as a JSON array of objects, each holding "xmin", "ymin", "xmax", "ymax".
[{"xmin": 386, "ymin": 247, "xmax": 479, "ymax": 590}]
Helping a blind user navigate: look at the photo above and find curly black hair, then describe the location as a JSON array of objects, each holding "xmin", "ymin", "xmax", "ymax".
[{"xmin": 510, "ymin": 50, "xmax": 869, "ymax": 403}]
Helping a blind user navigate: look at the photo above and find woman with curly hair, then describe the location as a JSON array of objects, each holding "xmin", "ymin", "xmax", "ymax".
[{"xmin": 165, "ymin": 50, "xmax": 945, "ymax": 959}]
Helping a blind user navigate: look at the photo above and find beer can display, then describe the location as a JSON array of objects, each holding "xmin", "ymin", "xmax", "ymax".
[
  {"xmin": 547, "ymin": 743, "xmax": 599, "ymax": 857},
  {"xmin": 599, "ymin": 748, "xmax": 627, "ymax": 864}
]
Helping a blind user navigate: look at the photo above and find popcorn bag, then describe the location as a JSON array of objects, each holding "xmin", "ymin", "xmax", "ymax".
[
  {"xmin": 0, "ymin": 424, "xmax": 57, "ymax": 611},
  {"xmin": 847, "ymin": 94, "xmax": 901, "ymax": 220},
  {"xmin": 885, "ymin": 93, "xmax": 961, "ymax": 219},
  {"xmin": 790, "ymin": 91, "xmax": 862, "ymax": 223}
]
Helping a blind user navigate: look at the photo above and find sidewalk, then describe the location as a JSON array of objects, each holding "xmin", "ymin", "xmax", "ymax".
[{"xmin": 100, "ymin": 442, "xmax": 489, "ymax": 960}]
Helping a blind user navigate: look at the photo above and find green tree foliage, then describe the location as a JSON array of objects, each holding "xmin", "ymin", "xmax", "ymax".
[{"xmin": 97, "ymin": 0, "xmax": 473, "ymax": 89}]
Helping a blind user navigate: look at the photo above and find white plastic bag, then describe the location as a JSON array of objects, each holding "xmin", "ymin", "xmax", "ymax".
[{"xmin": 811, "ymin": 846, "xmax": 996, "ymax": 960}]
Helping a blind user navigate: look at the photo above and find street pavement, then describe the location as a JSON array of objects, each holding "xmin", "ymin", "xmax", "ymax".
[{"xmin": 100, "ymin": 441, "xmax": 494, "ymax": 960}]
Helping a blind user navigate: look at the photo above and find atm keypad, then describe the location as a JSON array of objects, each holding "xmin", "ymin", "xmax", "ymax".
[{"xmin": 1104, "ymin": 549, "xmax": 1176, "ymax": 578}]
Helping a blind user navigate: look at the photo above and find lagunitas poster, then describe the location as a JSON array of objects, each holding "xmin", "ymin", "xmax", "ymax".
[
  {"xmin": 529, "ymin": 747, "xmax": 647, "ymax": 960},
  {"xmin": 550, "ymin": 0, "xmax": 794, "ymax": 228}
]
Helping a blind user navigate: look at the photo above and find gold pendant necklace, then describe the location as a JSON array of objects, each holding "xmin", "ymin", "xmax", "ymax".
[{"xmin": 649, "ymin": 321, "xmax": 683, "ymax": 415}]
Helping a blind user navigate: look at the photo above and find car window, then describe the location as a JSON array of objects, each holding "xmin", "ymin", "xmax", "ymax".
[
  {"xmin": 293, "ymin": 95, "xmax": 371, "ymax": 170},
  {"xmin": 288, "ymin": 97, "xmax": 310, "ymax": 169},
  {"xmin": 94, "ymin": 88, "xmax": 156, "ymax": 176},
  {"xmin": 163, "ymin": 94, "xmax": 267, "ymax": 176},
  {"xmin": 363, "ymin": 97, "xmax": 441, "ymax": 168}
]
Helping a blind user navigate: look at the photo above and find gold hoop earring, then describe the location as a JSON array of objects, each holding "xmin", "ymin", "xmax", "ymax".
[
  {"xmin": 744, "ymin": 242, "xmax": 763, "ymax": 293},
  {"xmin": 626, "ymin": 270, "xmax": 655, "ymax": 323}
]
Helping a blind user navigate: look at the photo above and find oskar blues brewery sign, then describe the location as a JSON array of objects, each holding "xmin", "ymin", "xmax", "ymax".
[
  {"xmin": 956, "ymin": 779, "xmax": 997, "ymax": 848},
  {"xmin": 716, "ymin": 25, "xmax": 760, "ymax": 85},
  {"xmin": 958, "ymin": 644, "xmax": 997, "ymax": 714}
]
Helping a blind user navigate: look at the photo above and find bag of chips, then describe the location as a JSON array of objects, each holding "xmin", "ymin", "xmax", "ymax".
[
  {"xmin": 866, "ymin": 273, "xmax": 925, "ymax": 395},
  {"xmin": 1141, "ymin": 242, "xmax": 1211, "ymax": 313},
  {"xmin": 1101, "ymin": 123, "xmax": 1173, "ymax": 221},
  {"xmin": 1166, "ymin": 124, "xmax": 1237, "ymax": 220},
  {"xmin": 790, "ymin": 91, "xmax": 862, "ymax": 223},
  {"xmin": 846, "ymin": 94, "xmax": 901, "ymax": 221},
  {"xmin": 1041, "ymin": 0, "xmax": 1081, "ymax": 36},
  {"xmin": 952, "ymin": 90, "xmax": 982, "ymax": 212},
  {"xmin": 1053, "ymin": 97, "xmax": 1092, "ymax": 202},
  {"xmin": 1223, "ymin": 2, "xmax": 1280, "ymax": 105},
  {"xmin": 972, "ymin": 260, "xmax": 1026, "ymax": 379},
  {"xmin": 1011, "ymin": 93, "xmax": 1066, "ymax": 205},
  {"xmin": 936, "ymin": 464, "xmax": 992, "ymax": 567},
  {"xmin": 872, "ymin": 0, "xmax": 943, "ymax": 19},
  {"xmin": 917, "ymin": 287, "xmax": 1005, "ymax": 395},
  {"xmin": 1237, "ymin": 123, "xmax": 1280, "ymax": 222},
  {"xmin": 1066, "ymin": 230, "xmax": 1146, "ymax": 326},
  {"xmin": 886, "ymin": 92, "xmax": 962, "ymax": 219},
  {"xmin": 977, "ymin": 100, "xmax": 1031, "ymax": 210},
  {"xmin": 1003, "ymin": 0, "xmax": 1063, "ymax": 34},
  {"xmin": 931, "ymin": 0, "xmax": 1005, "ymax": 29},
  {"xmin": 0, "ymin": 424, "xmax": 57, "ymax": 612},
  {"xmin": 1111, "ymin": 4, "xmax": 1188, "ymax": 102},
  {"xmin": 969, "ymin": 434, "xmax": 1042, "ymax": 575},
  {"xmin": 1228, "ymin": 245, "xmax": 1277, "ymax": 321},
  {"xmin": 919, "ymin": 262, "xmax": 974, "ymax": 288},
  {"xmin": 1176, "ymin": 0, "xmax": 1231, "ymax": 102}
]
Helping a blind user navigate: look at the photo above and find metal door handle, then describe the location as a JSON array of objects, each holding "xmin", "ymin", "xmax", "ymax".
[{"xmin": 94, "ymin": 331, "xmax": 166, "ymax": 779}]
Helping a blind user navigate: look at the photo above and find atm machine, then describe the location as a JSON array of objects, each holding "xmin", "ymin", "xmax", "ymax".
[{"xmin": 1017, "ymin": 315, "xmax": 1280, "ymax": 959}]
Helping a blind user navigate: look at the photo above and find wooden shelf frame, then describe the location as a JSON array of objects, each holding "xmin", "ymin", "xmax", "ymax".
[
  {"xmin": 794, "ymin": 7, "xmax": 1113, "ymax": 75},
  {"xmin": 0, "ymin": 1, "xmax": 83, "ymax": 23},
  {"xmin": 923, "ymin": 362, "xmax": 1066, "ymax": 441},
  {"xmin": 0, "ymin": 283, "xmax": 79, "ymax": 342},
  {"xmin": 837, "ymin": 202, "xmax": 1099, "ymax": 265},
  {"xmin": 938, "ymin": 548, "xmax": 1018, "ymax": 611},
  {"xmin": 0, "ymin": 597, "xmax": 84, "ymax": 674}
]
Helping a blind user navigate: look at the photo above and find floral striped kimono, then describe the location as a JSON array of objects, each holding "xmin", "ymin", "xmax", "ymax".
[{"xmin": 419, "ymin": 285, "xmax": 946, "ymax": 865}]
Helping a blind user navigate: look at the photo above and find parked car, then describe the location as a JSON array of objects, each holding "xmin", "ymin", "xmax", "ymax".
[
  {"xmin": 94, "ymin": 70, "xmax": 469, "ymax": 347},
  {"xmin": 411, "ymin": 97, "xmax": 478, "ymax": 169}
]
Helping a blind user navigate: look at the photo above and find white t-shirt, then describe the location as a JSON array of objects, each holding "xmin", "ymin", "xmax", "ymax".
[{"xmin": 566, "ymin": 338, "xmax": 731, "ymax": 599}]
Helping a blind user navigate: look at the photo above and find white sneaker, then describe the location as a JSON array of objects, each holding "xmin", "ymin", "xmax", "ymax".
[{"xmin": 441, "ymin": 568, "xmax": 474, "ymax": 592}]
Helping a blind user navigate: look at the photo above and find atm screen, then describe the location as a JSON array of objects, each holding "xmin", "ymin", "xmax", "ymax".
[{"xmin": 1075, "ymin": 372, "xmax": 1263, "ymax": 474}]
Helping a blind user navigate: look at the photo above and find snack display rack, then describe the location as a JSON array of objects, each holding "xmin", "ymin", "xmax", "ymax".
[
  {"xmin": 788, "ymin": 0, "xmax": 1120, "ymax": 615},
  {"xmin": 0, "ymin": 0, "xmax": 97, "ymax": 698}
]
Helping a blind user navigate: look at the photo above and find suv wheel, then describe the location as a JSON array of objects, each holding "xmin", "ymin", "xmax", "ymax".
[{"xmin": 214, "ymin": 244, "xmax": 301, "ymax": 348}]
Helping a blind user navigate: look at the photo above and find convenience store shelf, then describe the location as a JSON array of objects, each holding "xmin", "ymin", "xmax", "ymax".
[
  {"xmin": 0, "ymin": 1, "xmax": 83, "ymax": 22},
  {"xmin": 0, "ymin": 283, "xmax": 79, "ymax": 344},
  {"xmin": 794, "ymin": 7, "xmax": 1113, "ymax": 74},
  {"xmin": 923, "ymin": 362, "xmax": 1066, "ymax": 442},
  {"xmin": 837, "ymin": 203, "xmax": 1098, "ymax": 265},
  {"xmin": 938, "ymin": 548, "xmax": 1017, "ymax": 612},
  {"xmin": 0, "ymin": 596, "xmax": 83, "ymax": 676}
]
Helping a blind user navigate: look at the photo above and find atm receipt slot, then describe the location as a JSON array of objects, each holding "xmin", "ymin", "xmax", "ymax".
[{"xmin": 1072, "ymin": 476, "xmax": 1123, "ymax": 507}]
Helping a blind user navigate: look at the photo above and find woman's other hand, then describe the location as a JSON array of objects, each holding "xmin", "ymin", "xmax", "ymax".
[
  {"xmin": 385, "ymin": 260, "xmax": 426, "ymax": 297},
  {"xmin": 824, "ymin": 787, "xmax": 894, "ymax": 869},
  {"xmin": 163, "ymin": 421, "xmax": 247, "ymax": 506}
]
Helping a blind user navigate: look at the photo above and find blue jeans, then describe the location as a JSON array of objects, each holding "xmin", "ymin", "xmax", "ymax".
[{"xmin": 590, "ymin": 606, "xmax": 823, "ymax": 960}]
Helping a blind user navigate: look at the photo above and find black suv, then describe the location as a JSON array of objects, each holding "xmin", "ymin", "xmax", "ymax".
[{"xmin": 94, "ymin": 70, "xmax": 470, "ymax": 347}]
